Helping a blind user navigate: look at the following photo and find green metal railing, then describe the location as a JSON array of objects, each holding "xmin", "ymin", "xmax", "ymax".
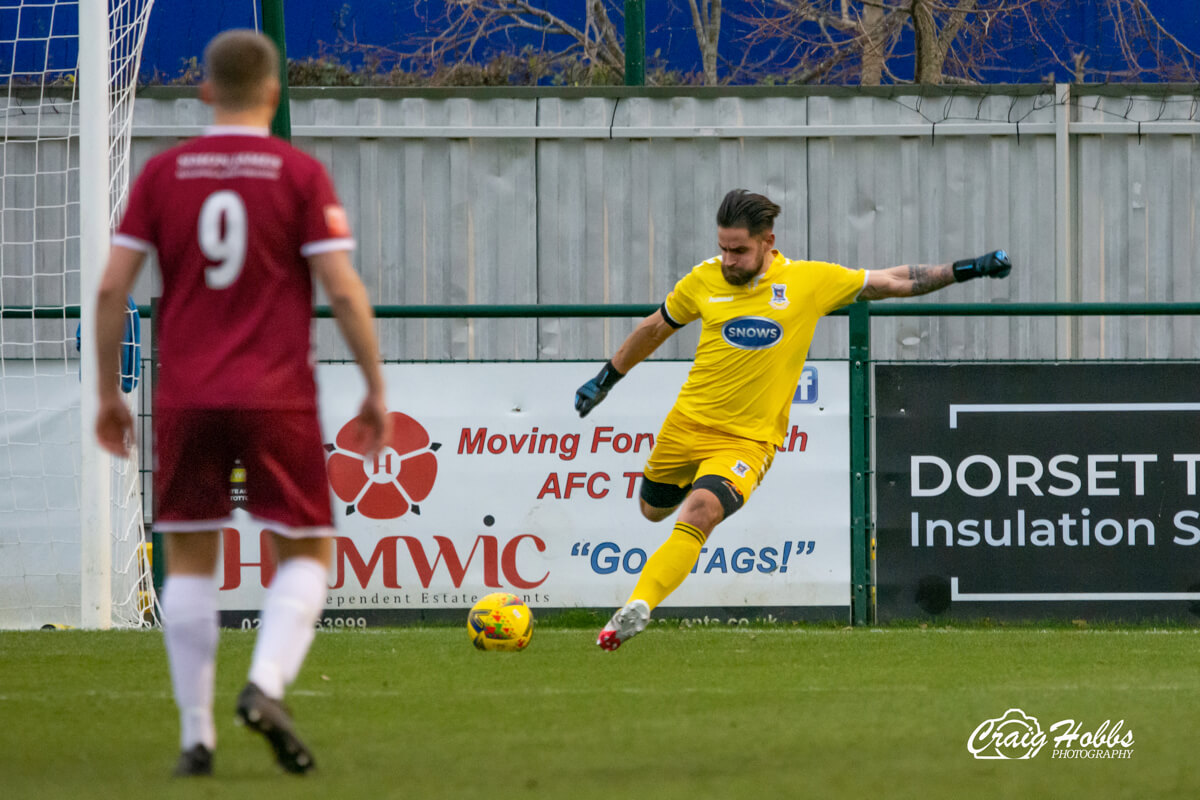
[{"xmin": 8, "ymin": 301, "xmax": 1200, "ymax": 321}]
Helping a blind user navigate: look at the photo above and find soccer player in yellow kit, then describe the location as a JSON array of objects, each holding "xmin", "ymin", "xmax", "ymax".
[{"xmin": 575, "ymin": 189, "xmax": 1011, "ymax": 650}]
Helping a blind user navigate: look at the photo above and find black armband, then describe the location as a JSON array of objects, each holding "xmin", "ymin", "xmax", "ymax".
[{"xmin": 659, "ymin": 303, "xmax": 684, "ymax": 329}]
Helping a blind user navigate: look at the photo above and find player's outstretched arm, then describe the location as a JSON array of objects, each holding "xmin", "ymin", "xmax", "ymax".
[
  {"xmin": 94, "ymin": 244, "xmax": 147, "ymax": 457},
  {"xmin": 858, "ymin": 250, "xmax": 1012, "ymax": 300},
  {"xmin": 575, "ymin": 310, "xmax": 677, "ymax": 418},
  {"xmin": 309, "ymin": 250, "xmax": 390, "ymax": 457}
]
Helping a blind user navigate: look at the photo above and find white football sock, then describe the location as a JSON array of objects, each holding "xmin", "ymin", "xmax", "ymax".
[
  {"xmin": 248, "ymin": 556, "xmax": 327, "ymax": 700},
  {"xmin": 162, "ymin": 574, "xmax": 219, "ymax": 751}
]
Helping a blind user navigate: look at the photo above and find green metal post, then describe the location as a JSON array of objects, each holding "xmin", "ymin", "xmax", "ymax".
[
  {"xmin": 260, "ymin": 0, "xmax": 292, "ymax": 140},
  {"xmin": 624, "ymin": 0, "xmax": 646, "ymax": 86},
  {"xmin": 848, "ymin": 302, "xmax": 872, "ymax": 625}
]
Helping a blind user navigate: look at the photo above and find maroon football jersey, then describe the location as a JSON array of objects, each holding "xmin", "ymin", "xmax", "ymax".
[{"xmin": 114, "ymin": 126, "xmax": 354, "ymax": 410}]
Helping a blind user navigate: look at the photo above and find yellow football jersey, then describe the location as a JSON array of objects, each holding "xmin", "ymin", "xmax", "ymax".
[{"xmin": 662, "ymin": 250, "xmax": 866, "ymax": 447}]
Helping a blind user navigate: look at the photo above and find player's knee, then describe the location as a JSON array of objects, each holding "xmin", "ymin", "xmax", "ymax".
[
  {"xmin": 677, "ymin": 490, "xmax": 724, "ymax": 532},
  {"xmin": 639, "ymin": 499, "xmax": 676, "ymax": 522},
  {"xmin": 691, "ymin": 475, "xmax": 745, "ymax": 521},
  {"xmin": 639, "ymin": 477, "xmax": 689, "ymax": 522}
]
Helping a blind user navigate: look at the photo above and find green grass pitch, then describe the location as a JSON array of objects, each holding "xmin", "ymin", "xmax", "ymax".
[{"xmin": 3, "ymin": 623, "xmax": 1199, "ymax": 799}]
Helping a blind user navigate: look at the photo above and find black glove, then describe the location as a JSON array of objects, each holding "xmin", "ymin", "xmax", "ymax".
[
  {"xmin": 952, "ymin": 250, "xmax": 1012, "ymax": 282},
  {"xmin": 575, "ymin": 360, "xmax": 624, "ymax": 418}
]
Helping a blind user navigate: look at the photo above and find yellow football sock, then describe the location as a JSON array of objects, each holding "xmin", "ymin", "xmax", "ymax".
[{"xmin": 627, "ymin": 522, "xmax": 707, "ymax": 611}]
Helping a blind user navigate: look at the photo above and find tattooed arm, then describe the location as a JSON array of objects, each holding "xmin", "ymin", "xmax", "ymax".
[
  {"xmin": 857, "ymin": 262, "xmax": 957, "ymax": 300},
  {"xmin": 858, "ymin": 251, "xmax": 1012, "ymax": 300}
]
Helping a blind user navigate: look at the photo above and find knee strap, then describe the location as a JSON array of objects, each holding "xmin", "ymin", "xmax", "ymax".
[{"xmin": 692, "ymin": 474, "xmax": 746, "ymax": 518}]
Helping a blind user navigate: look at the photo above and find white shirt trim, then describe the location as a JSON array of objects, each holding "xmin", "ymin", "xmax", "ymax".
[
  {"xmin": 247, "ymin": 514, "xmax": 335, "ymax": 540},
  {"xmin": 156, "ymin": 514, "xmax": 333, "ymax": 539},
  {"xmin": 300, "ymin": 238, "xmax": 356, "ymax": 257},
  {"xmin": 154, "ymin": 517, "xmax": 235, "ymax": 533},
  {"xmin": 853, "ymin": 269, "xmax": 870, "ymax": 300},
  {"xmin": 112, "ymin": 233, "xmax": 151, "ymax": 252},
  {"xmin": 203, "ymin": 124, "xmax": 270, "ymax": 137}
]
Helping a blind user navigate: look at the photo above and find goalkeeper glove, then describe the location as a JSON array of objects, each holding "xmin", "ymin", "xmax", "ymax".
[
  {"xmin": 575, "ymin": 360, "xmax": 624, "ymax": 418},
  {"xmin": 952, "ymin": 250, "xmax": 1012, "ymax": 282}
]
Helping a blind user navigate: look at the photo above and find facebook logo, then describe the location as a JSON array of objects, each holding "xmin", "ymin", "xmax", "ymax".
[{"xmin": 792, "ymin": 366, "xmax": 818, "ymax": 403}]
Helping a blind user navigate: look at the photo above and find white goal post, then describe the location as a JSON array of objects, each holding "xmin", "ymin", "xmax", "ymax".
[
  {"xmin": 0, "ymin": 0, "xmax": 156, "ymax": 629},
  {"xmin": 79, "ymin": 0, "xmax": 114, "ymax": 628}
]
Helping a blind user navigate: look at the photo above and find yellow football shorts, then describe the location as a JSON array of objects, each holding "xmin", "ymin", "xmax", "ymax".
[{"xmin": 641, "ymin": 406, "xmax": 776, "ymax": 510}]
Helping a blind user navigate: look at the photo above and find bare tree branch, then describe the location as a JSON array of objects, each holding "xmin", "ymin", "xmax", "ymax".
[
  {"xmin": 734, "ymin": 0, "xmax": 1200, "ymax": 85},
  {"xmin": 405, "ymin": 1, "xmax": 626, "ymax": 78}
]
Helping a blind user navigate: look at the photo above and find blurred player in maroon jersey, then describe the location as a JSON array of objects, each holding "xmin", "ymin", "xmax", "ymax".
[{"xmin": 94, "ymin": 30, "xmax": 388, "ymax": 777}]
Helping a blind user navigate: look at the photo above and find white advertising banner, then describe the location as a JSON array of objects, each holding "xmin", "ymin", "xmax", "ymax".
[{"xmin": 216, "ymin": 361, "xmax": 851, "ymax": 622}]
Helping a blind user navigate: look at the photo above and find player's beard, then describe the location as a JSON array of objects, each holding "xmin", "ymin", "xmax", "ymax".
[{"xmin": 721, "ymin": 250, "xmax": 769, "ymax": 286}]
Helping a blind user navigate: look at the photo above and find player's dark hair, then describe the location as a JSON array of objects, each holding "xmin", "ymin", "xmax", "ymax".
[
  {"xmin": 716, "ymin": 189, "xmax": 781, "ymax": 237},
  {"xmin": 204, "ymin": 30, "xmax": 279, "ymax": 111}
]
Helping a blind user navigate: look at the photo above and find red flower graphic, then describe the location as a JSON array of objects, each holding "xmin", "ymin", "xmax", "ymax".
[{"xmin": 325, "ymin": 412, "xmax": 440, "ymax": 519}]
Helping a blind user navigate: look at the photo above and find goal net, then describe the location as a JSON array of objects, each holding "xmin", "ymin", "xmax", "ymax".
[{"xmin": 0, "ymin": 0, "xmax": 156, "ymax": 629}]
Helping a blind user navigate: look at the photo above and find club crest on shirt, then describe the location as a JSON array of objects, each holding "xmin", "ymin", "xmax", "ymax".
[
  {"xmin": 730, "ymin": 460, "xmax": 750, "ymax": 478},
  {"xmin": 769, "ymin": 283, "xmax": 789, "ymax": 309}
]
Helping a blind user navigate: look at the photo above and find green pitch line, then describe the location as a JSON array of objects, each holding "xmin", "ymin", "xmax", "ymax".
[{"xmin": 1, "ymin": 627, "xmax": 1198, "ymax": 799}]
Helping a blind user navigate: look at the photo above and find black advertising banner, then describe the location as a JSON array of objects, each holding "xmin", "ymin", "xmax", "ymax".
[{"xmin": 876, "ymin": 363, "xmax": 1200, "ymax": 621}]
